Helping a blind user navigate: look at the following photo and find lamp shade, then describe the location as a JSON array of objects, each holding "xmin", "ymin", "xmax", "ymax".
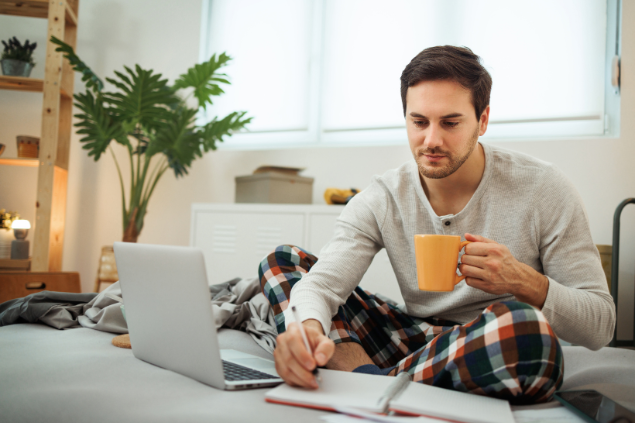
[{"xmin": 11, "ymin": 220, "xmax": 30, "ymax": 229}]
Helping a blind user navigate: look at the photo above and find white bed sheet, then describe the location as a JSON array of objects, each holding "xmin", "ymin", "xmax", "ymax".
[
  {"xmin": 1, "ymin": 324, "xmax": 634, "ymax": 422},
  {"xmin": 0, "ymin": 324, "xmax": 324, "ymax": 423}
]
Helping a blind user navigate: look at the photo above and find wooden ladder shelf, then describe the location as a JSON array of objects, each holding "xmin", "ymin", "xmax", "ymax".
[{"xmin": 0, "ymin": 0, "xmax": 80, "ymax": 271}]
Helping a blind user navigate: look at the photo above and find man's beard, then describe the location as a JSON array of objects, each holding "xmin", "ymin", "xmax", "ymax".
[{"xmin": 413, "ymin": 127, "xmax": 479, "ymax": 180}]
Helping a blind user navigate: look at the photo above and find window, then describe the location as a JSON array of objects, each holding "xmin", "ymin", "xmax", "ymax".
[{"xmin": 200, "ymin": 0, "xmax": 622, "ymax": 149}]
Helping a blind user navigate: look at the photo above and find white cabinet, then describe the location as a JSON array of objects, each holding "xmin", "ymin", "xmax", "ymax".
[{"xmin": 190, "ymin": 204, "xmax": 403, "ymax": 303}]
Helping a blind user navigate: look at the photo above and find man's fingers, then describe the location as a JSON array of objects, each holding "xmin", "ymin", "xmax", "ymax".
[
  {"xmin": 274, "ymin": 331, "xmax": 318, "ymax": 388},
  {"xmin": 465, "ymin": 233, "xmax": 496, "ymax": 244},
  {"xmin": 459, "ymin": 263, "xmax": 487, "ymax": 280},
  {"xmin": 465, "ymin": 276, "xmax": 487, "ymax": 290},
  {"xmin": 274, "ymin": 348, "xmax": 303, "ymax": 387},
  {"xmin": 313, "ymin": 335, "xmax": 335, "ymax": 366},
  {"xmin": 460, "ymin": 254, "xmax": 487, "ymax": 269},
  {"xmin": 287, "ymin": 324, "xmax": 316, "ymax": 371},
  {"xmin": 464, "ymin": 241, "xmax": 493, "ymax": 256},
  {"xmin": 285, "ymin": 354, "xmax": 318, "ymax": 388}
]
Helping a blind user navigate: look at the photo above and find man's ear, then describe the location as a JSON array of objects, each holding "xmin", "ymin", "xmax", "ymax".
[{"xmin": 478, "ymin": 105, "xmax": 490, "ymax": 136}]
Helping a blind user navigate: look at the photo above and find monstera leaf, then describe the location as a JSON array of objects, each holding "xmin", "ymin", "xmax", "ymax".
[
  {"xmin": 104, "ymin": 65, "xmax": 177, "ymax": 133},
  {"xmin": 51, "ymin": 36, "xmax": 103, "ymax": 93},
  {"xmin": 73, "ymin": 90, "xmax": 128, "ymax": 160},
  {"xmin": 198, "ymin": 111, "xmax": 252, "ymax": 152},
  {"xmin": 147, "ymin": 107, "xmax": 199, "ymax": 176},
  {"xmin": 173, "ymin": 53, "xmax": 232, "ymax": 110}
]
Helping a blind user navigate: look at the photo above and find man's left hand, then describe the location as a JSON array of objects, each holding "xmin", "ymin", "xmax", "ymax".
[{"xmin": 458, "ymin": 233, "xmax": 549, "ymax": 309}]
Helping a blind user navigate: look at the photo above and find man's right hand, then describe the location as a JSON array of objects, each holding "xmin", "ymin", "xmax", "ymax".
[{"xmin": 274, "ymin": 318, "xmax": 335, "ymax": 389}]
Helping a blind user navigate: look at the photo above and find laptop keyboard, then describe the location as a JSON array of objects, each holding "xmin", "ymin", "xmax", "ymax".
[{"xmin": 222, "ymin": 360, "xmax": 279, "ymax": 381}]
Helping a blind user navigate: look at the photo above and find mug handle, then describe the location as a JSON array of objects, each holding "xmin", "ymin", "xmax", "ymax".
[{"xmin": 455, "ymin": 241, "xmax": 472, "ymax": 285}]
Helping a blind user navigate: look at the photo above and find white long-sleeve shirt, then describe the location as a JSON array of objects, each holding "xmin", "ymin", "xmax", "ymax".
[{"xmin": 290, "ymin": 143, "xmax": 615, "ymax": 351}]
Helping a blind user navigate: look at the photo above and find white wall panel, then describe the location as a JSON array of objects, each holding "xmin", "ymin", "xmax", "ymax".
[{"xmin": 191, "ymin": 204, "xmax": 404, "ymax": 304}]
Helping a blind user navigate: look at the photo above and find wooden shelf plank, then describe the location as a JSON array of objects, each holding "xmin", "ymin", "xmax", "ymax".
[
  {"xmin": 64, "ymin": 1, "xmax": 77, "ymax": 26},
  {"xmin": 0, "ymin": 0, "xmax": 77, "ymax": 25},
  {"xmin": 0, "ymin": 157, "xmax": 39, "ymax": 167},
  {"xmin": 0, "ymin": 75, "xmax": 70, "ymax": 98},
  {"xmin": 0, "ymin": 0, "xmax": 48, "ymax": 19},
  {"xmin": 0, "ymin": 258, "xmax": 31, "ymax": 271}
]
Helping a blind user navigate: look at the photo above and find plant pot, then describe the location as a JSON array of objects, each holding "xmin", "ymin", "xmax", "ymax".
[{"xmin": 1, "ymin": 59, "xmax": 33, "ymax": 77}]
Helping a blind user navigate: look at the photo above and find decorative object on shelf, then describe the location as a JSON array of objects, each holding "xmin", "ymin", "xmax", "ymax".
[
  {"xmin": 0, "ymin": 143, "xmax": 5, "ymax": 157},
  {"xmin": 16, "ymin": 135, "xmax": 39, "ymax": 158},
  {"xmin": 51, "ymin": 36, "xmax": 252, "ymax": 242},
  {"xmin": 252, "ymin": 165, "xmax": 306, "ymax": 176},
  {"xmin": 93, "ymin": 245, "xmax": 119, "ymax": 292},
  {"xmin": 0, "ymin": 209, "xmax": 20, "ymax": 259},
  {"xmin": 1, "ymin": 37, "xmax": 37, "ymax": 77},
  {"xmin": 10, "ymin": 219, "xmax": 30, "ymax": 260},
  {"xmin": 236, "ymin": 167, "xmax": 314, "ymax": 204},
  {"xmin": 324, "ymin": 188, "xmax": 361, "ymax": 205}
]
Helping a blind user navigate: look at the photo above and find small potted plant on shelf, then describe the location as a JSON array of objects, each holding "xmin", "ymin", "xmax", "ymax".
[{"xmin": 1, "ymin": 37, "xmax": 37, "ymax": 77}]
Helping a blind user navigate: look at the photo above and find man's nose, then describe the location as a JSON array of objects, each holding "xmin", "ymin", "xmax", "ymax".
[{"xmin": 423, "ymin": 123, "xmax": 443, "ymax": 149}]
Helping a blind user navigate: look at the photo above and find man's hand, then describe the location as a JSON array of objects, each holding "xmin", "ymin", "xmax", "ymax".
[
  {"xmin": 274, "ymin": 319, "xmax": 334, "ymax": 389},
  {"xmin": 458, "ymin": 233, "xmax": 549, "ymax": 309}
]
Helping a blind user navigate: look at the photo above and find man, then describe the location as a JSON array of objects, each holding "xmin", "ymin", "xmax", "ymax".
[{"xmin": 259, "ymin": 46, "xmax": 615, "ymax": 404}]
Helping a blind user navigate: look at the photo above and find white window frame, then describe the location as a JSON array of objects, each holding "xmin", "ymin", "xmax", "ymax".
[{"xmin": 198, "ymin": 0, "xmax": 622, "ymax": 151}]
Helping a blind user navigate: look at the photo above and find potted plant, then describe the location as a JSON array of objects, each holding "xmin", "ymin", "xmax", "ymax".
[
  {"xmin": 50, "ymin": 36, "xmax": 252, "ymax": 242},
  {"xmin": 1, "ymin": 37, "xmax": 36, "ymax": 77}
]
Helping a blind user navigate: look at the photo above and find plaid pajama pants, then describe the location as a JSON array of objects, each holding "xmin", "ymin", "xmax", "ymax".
[{"xmin": 259, "ymin": 245, "xmax": 564, "ymax": 405}]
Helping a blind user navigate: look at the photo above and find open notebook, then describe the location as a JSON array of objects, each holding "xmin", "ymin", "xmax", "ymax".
[{"xmin": 264, "ymin": 369, "xmax": 514, "ymax": 423}]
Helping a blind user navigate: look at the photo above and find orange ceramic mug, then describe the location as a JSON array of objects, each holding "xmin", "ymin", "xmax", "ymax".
[{"xmin": 414, "ymin": 235, "xmax": 472, "ymax": 292}]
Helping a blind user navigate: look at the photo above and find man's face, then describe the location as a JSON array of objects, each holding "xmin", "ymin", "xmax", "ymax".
[{"xmin": 405, "ymin": 79, "xmax": 489, "ymax": 179}]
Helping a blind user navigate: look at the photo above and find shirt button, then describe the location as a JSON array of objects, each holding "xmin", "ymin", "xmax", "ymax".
[{"xmin": 444, "ymin": 221, "xmax": 451, "ymax": 226}]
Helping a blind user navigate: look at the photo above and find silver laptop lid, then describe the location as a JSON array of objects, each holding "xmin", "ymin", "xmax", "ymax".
[{"xmin": 114, "ymin": 242, "xmax": 226, "ymax": 389}]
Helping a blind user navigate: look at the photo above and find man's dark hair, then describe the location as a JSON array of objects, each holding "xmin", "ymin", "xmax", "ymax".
[{"xmin": 400, "ymin": 46, "xmax": 492, "ymax": 120}]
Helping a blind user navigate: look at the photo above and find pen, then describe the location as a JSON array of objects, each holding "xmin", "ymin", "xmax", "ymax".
[
  {"xmin": 376, "ymin": 371, "xmax": 411, "ymax": 413},
  {"xmin": 290, "ymin": 305, "xmax": 321, "ymax": 383}
]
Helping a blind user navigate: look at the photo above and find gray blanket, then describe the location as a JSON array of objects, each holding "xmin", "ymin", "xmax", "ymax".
[{"xmin": 0, "ymin": 277, "xmax": 278, "ymax": 354}]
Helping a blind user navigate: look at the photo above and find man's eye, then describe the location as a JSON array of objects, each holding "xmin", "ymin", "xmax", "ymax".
[
  {"xmin": 444, "ymin": 121, "xmax": 459, "ymax": 128},
  {"xmin": 414, "ymin": 120, "xmax": 427, "ymax": 127}
]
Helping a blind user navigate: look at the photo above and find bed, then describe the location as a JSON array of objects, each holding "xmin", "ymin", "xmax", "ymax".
[{"xmin": 1, "ymin": 323, "xmax": 634, "ymax": 423}]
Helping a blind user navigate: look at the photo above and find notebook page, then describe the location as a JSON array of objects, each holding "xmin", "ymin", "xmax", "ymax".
[
  {"xmin": 265, "ymin": 369, "xmax": 396, "ymax": 413},
  {"xmin": 389, "ymin": 383, "xmax": 514, "ymax": 423}
]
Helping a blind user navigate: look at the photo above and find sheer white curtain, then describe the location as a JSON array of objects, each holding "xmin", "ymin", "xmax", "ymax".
[
  {"xmin": 204, "ymin": 0, "xmax": 313, "ymax": 133},
  {"xmin": 201, "ymin": 0, "xmax": 609, "ymax": 147}
]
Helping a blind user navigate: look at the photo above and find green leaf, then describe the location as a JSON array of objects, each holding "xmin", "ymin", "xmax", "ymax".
[
  {"xmin": 146, "ymin": 107, "xmax": 251, "ymax": 177},
  {"xmin": 50, "ymin": 35, "xmax": 103, "ymax": 92},
  {"xmin": 103, "ymin": 65, "xmax": 178, "ymax": 132},
  {"xmin": 73, "ymin": 91, "xmax": 128, "ymax": 160},
  {"xmin": 146, "ymin": 107, "xmax": 199, "ymax": 176},
  {"xmin": 198, "ymin": 111, "xmax": 252, "ymax": 153},
  {"xmin": 173, "ymin": 53, "xmax": 232, "ymax": 110}
]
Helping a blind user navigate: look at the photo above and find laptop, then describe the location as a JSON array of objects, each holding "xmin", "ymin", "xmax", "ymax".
[{"xmin": 113, "ymin": 242, "xmax": 284, "ymax": 390}]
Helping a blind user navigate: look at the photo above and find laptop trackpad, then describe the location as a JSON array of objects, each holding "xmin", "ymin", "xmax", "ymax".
[{"xmin": 231, "ymin": 358, "xmax": 278, "ymax": 375}]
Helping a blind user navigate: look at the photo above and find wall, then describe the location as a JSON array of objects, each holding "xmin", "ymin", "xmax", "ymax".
[{"xmin": 0, "ymin": 0, "xmax": 633, "ymax": 340}]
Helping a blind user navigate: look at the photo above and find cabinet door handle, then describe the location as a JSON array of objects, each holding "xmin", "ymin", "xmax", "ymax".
[{"xmin": 25, "ymin": 282, "xmax": 46, "ymax": 290}]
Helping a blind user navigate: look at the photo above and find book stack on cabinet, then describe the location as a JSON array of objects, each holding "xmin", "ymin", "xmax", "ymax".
[{"xmin": 0, "ymin": 0, "xmax": 82, "ymax": 302}]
